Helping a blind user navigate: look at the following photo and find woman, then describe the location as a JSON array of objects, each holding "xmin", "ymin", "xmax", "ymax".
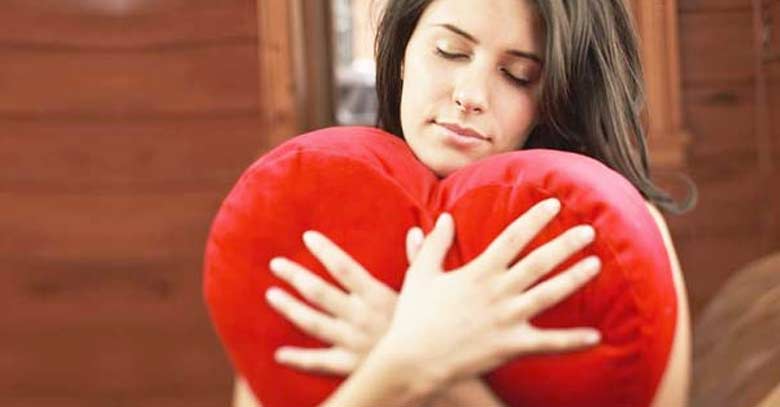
[{"xmin": 234, "ymin": 0, "xmax": 692, "ymax": 405}]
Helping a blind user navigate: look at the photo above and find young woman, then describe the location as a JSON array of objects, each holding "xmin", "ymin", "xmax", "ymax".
[{"xmin": 234, "ymin": 0, "xmax": 692, "ymax": 405}]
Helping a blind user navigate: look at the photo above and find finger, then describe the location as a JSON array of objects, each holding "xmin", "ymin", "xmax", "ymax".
[
  {"xmin": 501, "ymin": 256, "xmax": 601, "ymax": 321},
  {"xmin": 502, "ymin": 225, "xmax": 596, "ymax": 293},
  {"xmin": 303, "ymin": 231, "xmax": 390, "ymax": 299},
  {"xmin": 270, "ymin": 257, "xmax": 352, "ymax": 319},
  {"xmin": 505, "ymin": 326, "xmax": 601, "ymax": 356},
  {"xmin": 274, "ymin": 346, "xmax": 358, "ymax": 376},
  {"xmin": 265, "ymin": 287, "xmax": 357, "ymax": 349},
  {"xmin": 472, "ymin": 198, "xmax": 561, "ymax": 270},
  {"xmin": 405, "ymin": 226, "xmax": 424, "ymax": 265},
  {"xmin": 413, "ymin": 213, "xmax": 455, "ymax": 272}
]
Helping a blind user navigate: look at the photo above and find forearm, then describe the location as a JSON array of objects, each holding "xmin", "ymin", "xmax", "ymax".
[
  {"xmin": 319, "ymin": 337, "xmax": 446, "ymax": 407},
  {"xmin": 426, "ymin": 378, "xmax": 506, "ymax": 407}
]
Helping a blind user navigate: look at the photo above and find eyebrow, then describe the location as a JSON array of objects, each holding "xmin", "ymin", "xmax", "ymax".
[{"xmin": 433, "ymin": 23, "xmax": 543, "ymax": 65}]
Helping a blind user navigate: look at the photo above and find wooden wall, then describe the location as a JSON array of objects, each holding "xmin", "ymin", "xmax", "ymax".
[
  {"xmin": 0, "ymin": 1, "xmax": 263, "ymax": 405},
  {"xmin": 672, "ymin": 0, "xmax": 780, "ymax": 320}
]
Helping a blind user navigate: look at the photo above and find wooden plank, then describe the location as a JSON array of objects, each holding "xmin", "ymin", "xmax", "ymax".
[
  {"xmin": 0, "ymin": 0, "xmax": 256, "ymax": 50},
  {"xmin": 1, "ymin": 320, "xmax": 232, "ymax": 397},
  {"xmin": 0, "ymin": 191, "xmax": 228, "ymax": 261},
  {"xmin": 674, "ymin": 231, "xmax": 768, "ymax": 318},
  {"xmin": 667, "ymin": 166, "xmax": 764, "ymax": 235},
  {"xmin": 679, "ymin": 10, "xmax": 754, "ymax": 85},
  {"xmin": 257, "ymin": 0, "xmax": 300, "ymax": 146},
  {"xmin": 679, "ymin": 0, "xmax": 751, "ymax": 12},
  {"xmin": 0, "ymin": 256, "xmax": 212, "ymax": 324},
  {"xmin": 0, "ymin": 44, "xmax": 259, "ymax": 118},
  {"xmin": 0, "ymin": 117, "xmax": 266, "ymax": 192},
  {"xmin": 682, "ymin": 83, "xmax": 756, "ymax": 158},
  {"xmin": 2, "ymin": 325, "xmax": 231, "ymax": 392},
  {"xmin": 0, "ymin": 257, "xmax": 235, "ymax": 399},
  {"xmin": 0, "ymin": 396, "xmax": 231, "ymax": 407}
]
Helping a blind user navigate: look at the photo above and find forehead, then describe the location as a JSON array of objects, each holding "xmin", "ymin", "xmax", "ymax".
[{"xmin": 417, "ymin": 0, "xmax": 544, "ymax": 52}]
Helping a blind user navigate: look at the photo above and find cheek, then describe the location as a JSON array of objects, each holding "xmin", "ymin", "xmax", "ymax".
[
  {"xmin": 494, "ymin": 92, "xmax": 539, "ymax": 150},
  {"xmin": 401, "ymin": 55, "xmax": 452, "ymax": 128}
]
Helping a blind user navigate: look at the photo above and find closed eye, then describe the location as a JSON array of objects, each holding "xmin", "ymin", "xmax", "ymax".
[
  {"xmin": 435, "ymin": 47, "xmax": 468, "ymax": 60},
  {"xmin": 501, "ymin": 68, "xmax": 531, "ymax": 87},
  {"xmin": 436, "ymin": 47, "xmax": 531, "ymax": 88}
]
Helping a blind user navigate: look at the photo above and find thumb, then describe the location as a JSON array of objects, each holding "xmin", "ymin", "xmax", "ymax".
[{"xmin": 405, "ymin": 226, "xmax": 424, "ymax": 265}]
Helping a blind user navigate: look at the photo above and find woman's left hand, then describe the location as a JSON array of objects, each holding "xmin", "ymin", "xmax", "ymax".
[{"xmin": 265, "ymin": 229, "xmax": 423, "ymax": 375}]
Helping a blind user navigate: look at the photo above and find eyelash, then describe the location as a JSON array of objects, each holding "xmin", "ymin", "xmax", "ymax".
[{"xmin": 435, "ymin": 47, "xmax": 531, "ymax": 88}]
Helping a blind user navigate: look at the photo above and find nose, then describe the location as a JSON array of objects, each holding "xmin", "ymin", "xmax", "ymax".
[{"xmin": 452, "ymin": 65, "xmax": 490, "ymax": 114}]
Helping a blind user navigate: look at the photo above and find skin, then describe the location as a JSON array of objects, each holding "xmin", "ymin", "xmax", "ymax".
[
  {"xmin": 400, "ymin": 0, "xmax": 545, "ymax": 176},
  {"xmin": 232, "ymin": 0, "xmax": 691, "ymax": 405}
]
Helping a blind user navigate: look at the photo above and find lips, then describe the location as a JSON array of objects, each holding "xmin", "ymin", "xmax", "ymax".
[{"xmin": 436, "ymin": 122, "xmax": 491, "ymax": 142}]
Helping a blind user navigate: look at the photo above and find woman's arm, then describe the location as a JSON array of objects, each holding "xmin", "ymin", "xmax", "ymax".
[
  {"xmin": 646, "ymin": 203, "xmax": 691, "ymax": 407},
  {"xmin": 237, "ymin": 201, "xmax": 598, "ymax": 406},
  {"xmin": 317, "ymin": 209, "xmax": 601, "ymax": 406},
  {"xmin": 317, "ymin": 335, "xmax": 445, "ymax": 407},
  {"xmin": 233, "ymin": 374, "xmax": 504, "ymax": 407}
]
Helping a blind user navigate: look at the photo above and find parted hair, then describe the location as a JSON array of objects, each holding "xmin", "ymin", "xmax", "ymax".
[{"xmin": 374, "ymin": 0, "xmax": 694, "ymax": 213}]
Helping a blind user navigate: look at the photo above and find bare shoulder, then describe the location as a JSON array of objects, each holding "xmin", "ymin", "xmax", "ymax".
[{"xmin": 644, "ymin": 202, "xmax": 691, "ymax": 407}]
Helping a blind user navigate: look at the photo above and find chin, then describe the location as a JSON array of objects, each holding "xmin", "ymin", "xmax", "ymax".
[{"xmin": 423, "ymin": 156, "xmax": 471, "ymax": 179}]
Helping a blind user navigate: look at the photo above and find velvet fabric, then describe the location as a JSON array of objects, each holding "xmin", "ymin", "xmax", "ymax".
[{"xmin": 203, "ymin": 126, "xmax": 676, "ymax": 407}]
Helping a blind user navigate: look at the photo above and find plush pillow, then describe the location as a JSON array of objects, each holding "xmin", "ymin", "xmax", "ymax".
[{"xmin": 203, "ymin": 126, "xmax": 676, "ymax": 407}]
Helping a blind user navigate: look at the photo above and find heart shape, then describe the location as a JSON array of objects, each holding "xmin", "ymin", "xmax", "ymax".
[{"xmin": 203, "ymin": 126, "xmax": 676, "ymax": 407}]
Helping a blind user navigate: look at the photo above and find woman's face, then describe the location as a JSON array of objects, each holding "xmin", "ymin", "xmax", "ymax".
[{"xmin": 399, "ymin": 0, "xmax": 545, "ymax": 177}]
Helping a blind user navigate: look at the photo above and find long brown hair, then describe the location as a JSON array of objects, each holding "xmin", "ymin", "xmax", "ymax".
[{"xmin": 374, "ymin": 0, "xmax": 695, "ymax": 213}]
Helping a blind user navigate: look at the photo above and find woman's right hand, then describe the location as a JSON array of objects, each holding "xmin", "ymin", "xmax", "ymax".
[{"xmin": 381, "ymin": 198, "xmax": 602, "ymax": 386}]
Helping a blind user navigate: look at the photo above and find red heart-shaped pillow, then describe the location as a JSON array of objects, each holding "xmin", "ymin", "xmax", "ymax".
[{"xmin": 203, "ymin": 126, "xmax": 676, "ymax": 407}]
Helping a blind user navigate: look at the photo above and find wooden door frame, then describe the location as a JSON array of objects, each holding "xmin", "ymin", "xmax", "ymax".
[
  {"xmin": 631, "ymin": 0, "xmax": 691, "ymax": 170},
  {"xmin": 255, "ymin": 0, "xmax": 335, "ymax": 148}
]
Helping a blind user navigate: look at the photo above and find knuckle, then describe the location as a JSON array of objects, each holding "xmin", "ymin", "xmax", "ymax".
[
  {"xmin": 305, "ymin": 284, "xmax": 325, "ymax": 303},
  {"xmin": 531, "ymin": 290, "xmax": 555, "ymax": 308},
  {"xmin": 492, "ymin": 332, "xmax": 516, "ymax": 358},
  {"xmin": 303, "ymin": 315, "xmax": 322, "ymax": 333},
  {"xmin": 523, "ymin": 255, "xmax": 545, "ymax": 274}
]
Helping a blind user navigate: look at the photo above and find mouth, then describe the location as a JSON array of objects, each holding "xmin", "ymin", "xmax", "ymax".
[{"xmin": 435, "ymin": 121, "xmax": 491, "ymax": 142}]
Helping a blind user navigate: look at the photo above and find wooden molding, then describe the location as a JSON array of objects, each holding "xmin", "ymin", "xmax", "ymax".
[
  {"xmin": 256, "ymin": 0, "xmax": 300, "ymax": 147},
  {"xmin": 255, "ymin": 0, "xmax": 334, "ymax": 148},
  {"xmin": 291, "ymin": 0, "xmax": 336, "ymax": 132},
  {"xmin": 631, "ymin": 0, "xmax": 691, "ymax": 169}
]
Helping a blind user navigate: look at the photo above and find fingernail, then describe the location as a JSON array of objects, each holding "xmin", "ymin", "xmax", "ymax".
[
  {"xmin": 302, "ymin": 230, "xmax": 318, "ymax": 246},
  {"xmin": 410, "ymin": 227, "xmax": 424, "ymax": 245},
  {"xmin": 436, "ymin": 213, "xmax": 452, "ymax": 229},
  {"xmin": 269, "ymin": 257, "xmax": 283, "ymax": 273},
  {"xmin": 542, "ymin": 198, "xmax": 561, "ymax": 214},
  {"xmin": 266, "ymin": 288, "xmax": 282, "ymax": 303},
  {"xmin": 577, "ymin": 225, "xmax": 595, "ymax": 243},
  {"xmin": 275, "ymin": 349, "xmax": 289, "ymax": 363},
  {"xmin": 582, "ymin": 256, "xmax": 601, "ymax": 274}
]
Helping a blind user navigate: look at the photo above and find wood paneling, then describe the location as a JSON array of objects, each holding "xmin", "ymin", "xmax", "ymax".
[
  {"xmin": 0, "ymin": 191, "xmax": 227, "ymax": 260},
  {"xmin": 0, "ymin": 117, "xmax": 265, "ymax": 192},
  {"xmin": 0, "ymin": 396, "xmax": 229, "ymax": 407},
  {"xmin": 678, "ymin": 10, "xmax": 754, "ymax": 85},
  {"xmin": 0, "ymin": 0, "xmax": 261, "ymax": 403},
  {"xmin": 682, "ymin": 84, "xmax": 756, "ymax": 159},
  {"xmin": 669, "ymin": 0, "xmax": 779, "ymax": 323},
  {"xmin": 0, "ymin": 1, "xmax": 257, "ymax": 49},
  {"xmin": 0, "ymin": 45, "xmax": 259, "ymax": 117},
  {"xmin": 679, "ymin": 0, "xmax": 752, "ymax": 12}
]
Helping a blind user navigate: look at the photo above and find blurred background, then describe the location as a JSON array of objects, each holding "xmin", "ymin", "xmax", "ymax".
[{"xmin": 1, "ymin": 0, "xmax": 778, "ymax": 405}]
